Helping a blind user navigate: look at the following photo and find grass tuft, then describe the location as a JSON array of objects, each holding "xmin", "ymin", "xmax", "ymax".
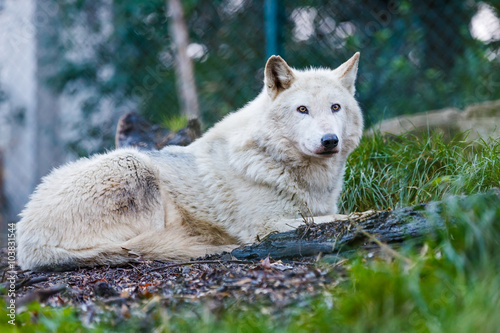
[
  {"xmin": 340, "ymin": 131, "xmax": 500, "ymax": 213},
  {"xmin": 161, "ymin": 115, "xmax": 189, "ymax": 132}
]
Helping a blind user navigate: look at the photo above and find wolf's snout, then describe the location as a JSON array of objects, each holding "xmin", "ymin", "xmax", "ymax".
[{"xmin": 321, "ymin": 134, "xmax": 339, "ymax": 150}]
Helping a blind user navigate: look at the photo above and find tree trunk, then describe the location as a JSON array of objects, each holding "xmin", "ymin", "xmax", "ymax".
[{"xmin": 167, "ymin": 0, "xmax": 201, "ymax": 128}]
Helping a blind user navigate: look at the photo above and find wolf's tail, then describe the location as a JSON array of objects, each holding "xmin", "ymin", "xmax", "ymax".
[
  {"xmin": 121, "ymin": 228, "xmax": 236, "ymax": 263},
  {"xmin": 17, "ymin": 229, "xmax": 235, "ymax": 272}
]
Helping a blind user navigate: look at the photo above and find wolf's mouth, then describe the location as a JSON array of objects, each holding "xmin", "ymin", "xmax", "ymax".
[{"xmin": 317, "ymin": 149, "xmax": 339, "ymax": 156}]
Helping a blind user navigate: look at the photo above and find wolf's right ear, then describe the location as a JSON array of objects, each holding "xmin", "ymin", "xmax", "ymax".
[{"xmin": 265, "ymin": 55, "xmax": 296, "ymax": 99}]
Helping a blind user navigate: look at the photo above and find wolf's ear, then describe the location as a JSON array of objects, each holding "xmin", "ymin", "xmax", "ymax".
[
  {"xmin": 335, "ymin": 52, "xmax": 360, "ymax": 95},
  {"xmin": 265, "ymin": 55, "xmax": 296, "ymax": 99}
]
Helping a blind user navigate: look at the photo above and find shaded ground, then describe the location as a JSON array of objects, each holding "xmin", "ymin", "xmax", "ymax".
[{"xmin": 2, "ymin": 250, "xmax": 350, "ymax": 321}]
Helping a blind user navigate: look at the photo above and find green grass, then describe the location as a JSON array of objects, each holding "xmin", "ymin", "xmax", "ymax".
[
  {"xmin": 340, "ymin": 132, "xmax": 500, "ymax": 213},
  {"xmin": 161, "ymin": 115, "xmax": 189, "ymax": 132},
  {"xmin": 2, "ymin": 132, "xmax": 500, "ymax": 332}
]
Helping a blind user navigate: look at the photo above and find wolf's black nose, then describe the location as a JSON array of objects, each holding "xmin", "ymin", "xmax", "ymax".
[{"xmin": 321, "ymin": 134, "xmax": 339, "ymax": 149}]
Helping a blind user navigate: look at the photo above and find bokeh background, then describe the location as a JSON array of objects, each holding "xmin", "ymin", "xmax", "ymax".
[{"xmin": 1, "ymin": 0, "xmax": 499, "ymax": 229}]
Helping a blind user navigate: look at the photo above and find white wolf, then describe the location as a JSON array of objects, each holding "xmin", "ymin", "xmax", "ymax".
[{"xmin": 16, "ymin": 53, "xmax": 363, "ymax": 271}]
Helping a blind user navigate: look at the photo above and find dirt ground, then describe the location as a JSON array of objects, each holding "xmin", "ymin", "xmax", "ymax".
[{"xmin": 0, "ymin": 245, "xmax": 356, "ymax": 320}]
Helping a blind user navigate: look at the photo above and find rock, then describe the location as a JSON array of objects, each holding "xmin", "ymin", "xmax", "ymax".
[
  {"xmin": 367, "ymin": 100, "xmax": 500, "ymax": 141},
  {"xmin": 115, "ymin": 111, "xmax": 201, "ymax": 150}
]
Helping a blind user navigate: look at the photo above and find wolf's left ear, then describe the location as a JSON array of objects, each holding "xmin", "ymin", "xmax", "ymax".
[
  {"xmin": 335, "ymin": 52, "xmax": 360, "ymax": 95},
  {"xmin": 265, "ymin": 55, "xmax": 296, "ymax": 99}
]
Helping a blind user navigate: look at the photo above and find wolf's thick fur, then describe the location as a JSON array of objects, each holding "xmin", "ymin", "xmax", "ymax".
[{"xmin": 17, "ymin": 54, "xmax": 363, "ymax": 271}]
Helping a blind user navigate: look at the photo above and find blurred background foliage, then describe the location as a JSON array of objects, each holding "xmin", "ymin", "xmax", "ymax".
[{"xmin": 49, "ymin": 0, "xmax": 500, "ymax": 151}]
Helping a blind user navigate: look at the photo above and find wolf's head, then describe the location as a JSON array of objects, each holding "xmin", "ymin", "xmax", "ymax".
[{"xmin": 263, "ymin": 53, "xmax": 363, "ymax": 161}]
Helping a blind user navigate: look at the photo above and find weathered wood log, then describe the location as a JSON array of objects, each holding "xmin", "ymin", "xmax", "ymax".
[
  {"xmin": 232, "ymin": 189, "xmax": 500, "ymax": 260},
  {"xmin": 115, "ymin": 112, "xmax": 201, "ymax": 150},
  {"xmin": 231, "ymin": 205, "xmax": 441, "ymax": 260}
]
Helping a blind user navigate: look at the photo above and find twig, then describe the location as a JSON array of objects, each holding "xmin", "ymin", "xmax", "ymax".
[
  {"xmin": 297, "ymin": 203, "xmax": 316, "ymax": 257},
  {"xmin": 331, "ymin": 258, "xmax": 348, "ymax": 268},
  {"xmin": 286, "ymin": 261, "xmax": 316, "ymax": 266},
  {"xmin": 297, "ymin": 203, "xmax": 315, "ymax": 227},
  {"xmin": 17, "ymin": 284, "xmax": 66, "ymax": 307},
  {"xmin": 146, "ymin": 259, "xmax": 254, "ymax": 273},
  {"xmin": 16, "ymin": 276, "xmax": 49, "ymax": 290},
  {"xmin": 0, "ymin": 276, "xmax": 48, "ymax": 290}
]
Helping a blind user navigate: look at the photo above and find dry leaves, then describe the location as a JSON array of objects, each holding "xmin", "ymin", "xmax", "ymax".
[{"xmin": 2, "ymin": 248, "xmax": 338, "ymax": 313}]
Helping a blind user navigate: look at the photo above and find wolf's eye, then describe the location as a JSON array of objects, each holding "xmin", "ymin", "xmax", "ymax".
[
  {"xmin": 331, "ymin": 104, "xmax": 341, "ymax": 112},
  {"xmin": 297, "ymin": 106, "xmax": 309, "ymax": 114}
]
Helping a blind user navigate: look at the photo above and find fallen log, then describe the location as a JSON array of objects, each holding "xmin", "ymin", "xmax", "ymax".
[
  {"xmin": 232, "ymin": 189, "xmax": 500, "ymax": 260},
  {"xmin": 231, "ymin": 205, "xmax": 439, "ymax": 260}
]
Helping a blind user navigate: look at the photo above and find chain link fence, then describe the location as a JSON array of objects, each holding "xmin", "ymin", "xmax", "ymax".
[{"xmin": 1, "ymin": 0, "xmax": 500, "ymax": 230}]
